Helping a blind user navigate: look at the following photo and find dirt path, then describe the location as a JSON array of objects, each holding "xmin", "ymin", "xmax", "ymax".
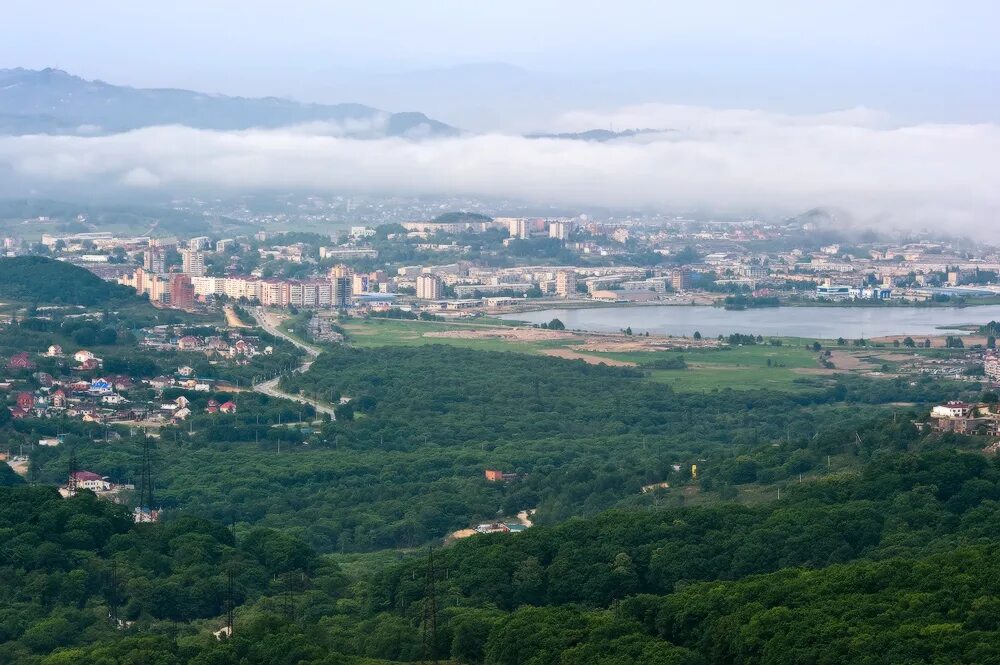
[
  {"xmin": 826, "ymin": 350, "xmax": 879, "ymax": 371},
  {"xmin": 541, "ymin": 348, "xmax": 636, "ymax": 366},
  {"xmin": 223, "ymin": 305, "xmax": 250, "ymax": 328},
  {"xmin": 424, "ymin": 328, "xmax": 575, "ymax": 342}
]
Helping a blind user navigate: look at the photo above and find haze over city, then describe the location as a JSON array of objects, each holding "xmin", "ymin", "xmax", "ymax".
[{"xmin": 0, "ymin": 1, "xmax": 998, "ymax": 235}]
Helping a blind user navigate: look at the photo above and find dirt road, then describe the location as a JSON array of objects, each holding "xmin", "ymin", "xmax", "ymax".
[{"xmin": 223, "ymin": 305, "xmax": 250, "ymax": 328}]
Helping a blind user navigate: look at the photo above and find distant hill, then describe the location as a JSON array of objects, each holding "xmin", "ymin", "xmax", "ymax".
[
  {"xmin": 526, "ymin": 128, "xmax": 666, "ymax": 141},
  {"xmin": 0, "ymin": 256, "xmax": 141, "ymax": 306},
  {"xmin": 433, "ymin": 211, "xmax": 494, "ymax": 223},
  {"xmin": 0, "ymin": 68, "xmax": 457, "ymax": 137}
]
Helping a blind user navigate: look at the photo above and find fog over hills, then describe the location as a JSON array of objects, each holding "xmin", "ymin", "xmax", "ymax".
[
  {"xmin": 0, "ymin": 69, "xmax": 996, "ymax": 236},
  {"xmin": 0, "ymin": 68, "xmax": 457, "ymax": 137}
]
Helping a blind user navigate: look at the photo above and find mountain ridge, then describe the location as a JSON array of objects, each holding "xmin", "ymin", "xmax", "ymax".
[{"xmin": 0, "ymin": 67, "xmax": 457, "ymax": 137}]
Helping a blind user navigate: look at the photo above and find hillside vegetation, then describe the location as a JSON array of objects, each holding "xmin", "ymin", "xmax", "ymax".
[
  {"xmin": 0, "ymin": 256, "xmax": 141, "ymax": 307},
  {"xmin": 5, "ymin": 446, "xmax": 1000, "ymax": 663}
]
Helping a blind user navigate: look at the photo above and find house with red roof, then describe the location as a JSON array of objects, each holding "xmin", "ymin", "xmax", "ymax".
[
  {"xmin": 50, "ymin": 389, "xmax": 67, "ymax": 408},
  {"xmin": 219, "ymin": 401, "xmax": 237, "ymax": 414},
  {"xmin": 15, "ymin": 392, "xmax": 34, "ymax": 412},
  {"xmin": 71, "ymin": 471, "xmax": 111, "ymax": 491},
  {"xmin": 112, "ymin": 376, "xmax": 134, "ymax": 391},
  {"xmin": 177, "ymin": 336, "xmax": 202, "ymax": 350},
  {"xmin": 149, "ymin": 376, "xmax": 174, "ymax": 390},
  {"xmin": 7, "ymin": 353, "xmax": 36, "ymax": 370}
]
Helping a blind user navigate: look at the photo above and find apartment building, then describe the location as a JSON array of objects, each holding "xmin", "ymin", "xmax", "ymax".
[
  {"xmin": 181, "ymin": 249, "xmax": 206, "ymax": 277},
  {"xmin": 555, "ymin": 270, "xmax": 577, "ymax": 297},
  {"xmin": 416, "ymin": 273, "xmax": 443, "ymax": 300}
]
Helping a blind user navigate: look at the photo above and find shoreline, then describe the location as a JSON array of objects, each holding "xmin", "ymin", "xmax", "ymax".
[{"xmin": 500, "ymin": 297, "xmax": 1000, "ymax": 316}]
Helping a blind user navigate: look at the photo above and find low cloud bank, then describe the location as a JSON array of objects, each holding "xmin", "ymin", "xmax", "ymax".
[{"xmin": 1, "ymin": 104, "xmax": 997, "ymax": 234}]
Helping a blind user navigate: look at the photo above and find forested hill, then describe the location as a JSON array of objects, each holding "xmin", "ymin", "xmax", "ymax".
[
  {"xmin": 0, "ymin": 256, "xmax": 141, "ymax": 306},
  {"xmin": 5, "ymin": 447, "xmax": 1000, "ymax": 663}
]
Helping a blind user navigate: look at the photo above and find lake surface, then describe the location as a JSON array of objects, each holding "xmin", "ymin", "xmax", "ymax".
[{"xmin": 500, "ymin": 305, "xmax": 1000, "ymax": 339}]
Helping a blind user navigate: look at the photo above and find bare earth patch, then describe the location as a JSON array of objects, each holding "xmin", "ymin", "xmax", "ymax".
[
  {"xmin": 826, "ymin": 350, "xmax": 879, "ymax": 371},
  {"xmin": 541, "ymin": 348, "xmax": 637, "ymax": 366},
  {"xmin": 446, "ymin": 528, "xmax": 477, "ymax": 542},
  {"xmin": 423, "ymin": 327, "xmax": 576, "ymax": 342},
  {"xmin": 873, "ymin": 353, "xmax": 920, "ymax": 362},
  {"xmin": 793, "ymin": 367, "xmax": 838, "ymax": 375},
  {"xmin": 422, "ymin": 327, "xmax": 719, "ymax": 353},
  {"xmin": 576, "ymin": 337, "xmax": 720, "ymax": 353},
  {"xmin": 223, "ymin": 306, "xmax": 250, "ymax": 328}
]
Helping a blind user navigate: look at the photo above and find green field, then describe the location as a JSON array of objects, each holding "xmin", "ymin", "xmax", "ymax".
[
  {"xmin": 339, "ymin": 317, "xmax": 838, "ymax": 392},
  {"xmin": 340, "ymin": 317, "xmax": 572, "ymax": 352},
  {"xmin": 606, "ymin": 343, "xmax": 831, "ymax": 391}
]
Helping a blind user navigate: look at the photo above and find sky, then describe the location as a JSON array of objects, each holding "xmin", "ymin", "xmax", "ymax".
[
  {"xmin": 1, "ymin": 1, "xmax": 998, "ymax": 122},
  {"xmin": 0, "ymin": 2, "xmax": 998, "ymax": 231}
]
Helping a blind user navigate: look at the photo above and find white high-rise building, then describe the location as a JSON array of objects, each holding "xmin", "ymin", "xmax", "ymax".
[
  {"xmin": 181, "ymin": 249, "xmax": 206, "ymax": 277},
  {"xmin": 555, "ymin": 271, "xmax": 577, "ymax": 297},
  {"xmin": 507, "ymin": 218, "xmax": 529, "ymax": 240},
  {"xmin": 416, "ymin": 273, "xmax": 443, "ymax": 300},
  {"xmin": 549, "ymin": 221, "xmax": 573, "ymax": 241},
  {"xmin": 144, "ymin": 248, "xmax": 166, "ymax": 273}
]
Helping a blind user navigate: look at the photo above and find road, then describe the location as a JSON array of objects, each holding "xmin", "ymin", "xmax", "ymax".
[{"xmin": 250, "ymin": 308, "xmax": 336, "ymax": 418}]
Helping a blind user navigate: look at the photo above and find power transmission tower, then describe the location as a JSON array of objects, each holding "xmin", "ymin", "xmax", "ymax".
[
  {"xmin": 421, "ymin": 548, "xmax": 439, "ymax": 665},
  {"xmin": 67, "ymin": 447, "xmax": 78, "ymax": 494},
  {"xmin": 135, "ymin": 436, "xmax": 156, "ymax": 522},
  {"xmin": 225, "ymin": 568, "xmax": 235, "ymax": 637},
  {"xmin": 108, "ymin": 559, "xmax": 121, "ymax": 628}
]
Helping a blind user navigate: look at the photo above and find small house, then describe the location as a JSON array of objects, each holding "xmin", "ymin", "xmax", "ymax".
[
  {"xmin": 73, "ymin": 350, "xmax": 96, "ymax": 363},
  {"xmin": 7, "ymin": 353, "xmax": 36, "ymax": 370},
  {"xmin": 15, "ymin": 392, "xmax": 34, "ymax": 412}
]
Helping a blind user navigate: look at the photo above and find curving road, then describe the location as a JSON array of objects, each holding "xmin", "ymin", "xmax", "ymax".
[{"xmin": 250, "ymin": 308, "xmax": 336, "ymax": 418}]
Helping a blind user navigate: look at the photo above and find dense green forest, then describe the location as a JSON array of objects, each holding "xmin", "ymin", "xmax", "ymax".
[
  {"xmin": 0, "ymin": 257, "xmax": 143, "ymax": 307},
  {"xmin": 6, "ymin": 329, "xmax": 1000, "ymax": 662},
  {"xmin": 7, "ymin": 445, "xmax": 1000, "ymax": 663},
  {"xmin": 29, "ymin": 344, "xmax": 971, "ymax": 554}
]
